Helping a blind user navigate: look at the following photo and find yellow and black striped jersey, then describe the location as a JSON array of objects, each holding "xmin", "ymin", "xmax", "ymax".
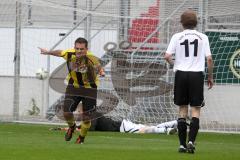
[{"xmin": 61, "ymin": 49, "xmax": 100, "ymax": 88}]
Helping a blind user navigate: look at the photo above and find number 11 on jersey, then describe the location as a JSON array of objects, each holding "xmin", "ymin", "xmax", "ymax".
[{"xmin": 180, "ymin": 39, "xmax": 198, "ymax": 57}]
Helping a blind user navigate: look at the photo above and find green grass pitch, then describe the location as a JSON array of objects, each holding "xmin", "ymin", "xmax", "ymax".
[{"xmin": 0, "ymin": 123, "xmax": 240, "ymax": 160}]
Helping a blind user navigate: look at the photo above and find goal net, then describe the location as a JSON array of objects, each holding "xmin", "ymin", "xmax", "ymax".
[{"xmin": 0, "ymin": 0, "xmax": 239, "ymax": 133}]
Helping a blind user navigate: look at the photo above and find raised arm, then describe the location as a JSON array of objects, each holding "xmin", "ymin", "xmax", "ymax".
[
  {"xmin": 206, "ymin": 55, "xmax": 214, "ymax": 89},
  {"xmin": 38, "ymin": 47, "xmax": 63, "ymax": 57}
]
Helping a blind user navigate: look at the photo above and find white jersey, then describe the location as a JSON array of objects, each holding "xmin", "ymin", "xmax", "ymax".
[
  {"xmin": 120, "ymin": 119, "xmax": 177, "ymax": 134},
  {"xmin": 120, "ymin": 119, "xmax": 145, "ymax": 133},
  {"xmin": 166, "ymin": 29, "xmax": 211, "ymax": 72}
]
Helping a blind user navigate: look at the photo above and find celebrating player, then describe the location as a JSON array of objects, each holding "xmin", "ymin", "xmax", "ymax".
[{"xmin": 39, "ymin": 37, "xmax": 104, "ymax": 144}]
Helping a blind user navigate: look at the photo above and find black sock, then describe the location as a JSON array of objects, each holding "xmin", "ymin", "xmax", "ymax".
[
  {"xmin": 188, "ymin": 117, "xmax": 199, "ymax": 144},
  {"xmin": 177, "ymin": 118, "xmax": 187, "ymax": 147}
]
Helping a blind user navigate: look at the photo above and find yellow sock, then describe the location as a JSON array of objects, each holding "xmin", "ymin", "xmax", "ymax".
[{"xmin": 80, "ymin": 121, "xmax": 91, "ymax": 137}]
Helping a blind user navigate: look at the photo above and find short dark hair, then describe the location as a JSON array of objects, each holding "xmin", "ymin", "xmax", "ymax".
[
  {"xmin": 180, "ymin": 10, "xmax": 197, "ymax": 29},
  {"xmin": 75, "ymin": 37, "xmax": 88, "ymax": 48}
]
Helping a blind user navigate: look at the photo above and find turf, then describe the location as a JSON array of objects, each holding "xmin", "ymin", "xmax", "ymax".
[{"xmin": 0, "ymin": 123, "xmax": 240, "ymax": 160}]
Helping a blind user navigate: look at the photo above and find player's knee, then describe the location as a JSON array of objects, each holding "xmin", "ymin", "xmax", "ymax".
[
  {"xmin": 177, "ymin": 118, "xmax": 187, "ymax": 131},
  {"xmin": 81, "ymin": 121, "xmax": 91, "ymax": 129},
  {"xmin": 190, "ymin": 117, "xmax": 199, "ymax": 130}
]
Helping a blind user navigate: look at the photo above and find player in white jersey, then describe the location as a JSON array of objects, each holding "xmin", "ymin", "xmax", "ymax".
[
  {"xmin": 120, "ymin": 119, "xmax": 177, "ymax": 134},
  {"xmin": 164, "ymin": 10, "xmax": 214, "ymax": 153}
]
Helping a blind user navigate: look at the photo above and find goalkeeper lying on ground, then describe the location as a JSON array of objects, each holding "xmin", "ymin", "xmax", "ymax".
[
  {"xmin": 48, "ymin": 100, "xmax": 177, "ymax": 135},
  {"xmin": 50, "ymin": 115, "xmax": 178, "ymax": 135}
]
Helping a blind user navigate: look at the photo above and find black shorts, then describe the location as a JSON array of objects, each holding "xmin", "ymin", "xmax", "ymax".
[
  {"xmin": 174, "ymin": 70, "xmax": 204, "ymax": 107},
  {"xmin": 63, "ymin": 86, "xmax": 97, "ymax": 114}
]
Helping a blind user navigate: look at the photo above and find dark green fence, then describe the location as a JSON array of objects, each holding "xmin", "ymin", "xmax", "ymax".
[{"xmin": 206, "ymin": 31, "xmax": 240, "ymax": 84}]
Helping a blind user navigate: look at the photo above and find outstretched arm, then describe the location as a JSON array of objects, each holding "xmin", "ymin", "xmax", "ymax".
[{"xmin": 38, "ymin": 47, "xmax": 63, "ymax": 57}]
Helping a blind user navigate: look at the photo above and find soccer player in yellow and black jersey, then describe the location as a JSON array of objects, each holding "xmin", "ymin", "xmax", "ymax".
[{"xmin": 39, "ymin": 37, "xmax": 105, "ymax": 144}]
